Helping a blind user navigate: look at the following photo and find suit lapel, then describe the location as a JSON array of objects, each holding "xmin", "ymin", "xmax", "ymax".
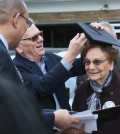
[
  {"xmin": 0, "ymin": 40, "xmax": 23, "ymax": 85},
  {"xmin": 16, "ymin": 54, "xmax": 44, "ymax": 76},
  {"xmin": 44, "ymin": 53, "xmax": 54, "ymax": 72}
]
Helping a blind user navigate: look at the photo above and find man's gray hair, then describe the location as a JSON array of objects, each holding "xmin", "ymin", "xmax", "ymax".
[{"xmin": 100, "ymin": 21, "xmax": 117, "ymax": 39}]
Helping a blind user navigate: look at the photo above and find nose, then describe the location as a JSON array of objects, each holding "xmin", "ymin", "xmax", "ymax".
[
  {"xmin": 38, "ymin": 35, "xmax": 44, "ymax": 42},
  {"xmin": 88, "ymin": 62, "xmax": 96, "ymax": 69}
]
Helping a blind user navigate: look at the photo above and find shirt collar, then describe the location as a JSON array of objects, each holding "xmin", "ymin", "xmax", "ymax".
[
  {"xmin": 0, "ymin": 34, "xmax": 9, "ymax": 51},
  {"xmin": 35, "ymin": 56, "xmax": 45, "ymax": 64},
  {"xmin": 27, "ymin": 56, "xmax": 45, "ymax": 64},
  {"xmin": 40, "ymin": 56, "xmax": 45, "ymax": 63}
]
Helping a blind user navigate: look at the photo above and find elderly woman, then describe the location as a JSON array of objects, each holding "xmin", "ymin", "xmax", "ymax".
[{"xmin": 72, "ymin": 40, "xmax": 120, "ymax": 134}]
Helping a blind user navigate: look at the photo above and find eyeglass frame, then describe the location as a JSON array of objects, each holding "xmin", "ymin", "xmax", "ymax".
[
  {"xmin": 20, "ymin": 14, "xmax": 32, "ymax": 28},
  {"xmin": 83, "ymin": 58, "xmax": 110, "ymax": 66},
  {"xmin": 21, "ymin": 31, "xmax": 43, "ymax": 42}
]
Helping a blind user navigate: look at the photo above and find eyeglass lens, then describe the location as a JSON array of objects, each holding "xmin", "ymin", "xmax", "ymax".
[
  {"xmin": 32, "ymin": 31, "xmax": 43, "ymax": 41},
  {"xmin": 22, "ymin": 31, "xmax": 43, "ymax": 42},
  {"xmin": 83, "ymin": 58, "xmax": 108, "ymax": 66}
]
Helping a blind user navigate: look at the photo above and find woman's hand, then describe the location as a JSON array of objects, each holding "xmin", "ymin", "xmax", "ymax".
[{"xmin": 60, "ymin": 123, "xmax": 86, "ymax": 134}]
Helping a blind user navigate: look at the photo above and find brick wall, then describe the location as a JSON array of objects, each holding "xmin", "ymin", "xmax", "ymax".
[{"xmin": 30, "ymin": 10, "xmax": 120, "ymax": 24}]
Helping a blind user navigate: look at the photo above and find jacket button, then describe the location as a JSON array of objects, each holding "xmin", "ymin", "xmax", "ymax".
[{"xmin": 110, "ymin": 92, "xmax": 113, "ymax": 95}]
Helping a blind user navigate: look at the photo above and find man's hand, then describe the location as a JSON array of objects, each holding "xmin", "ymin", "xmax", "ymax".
[
  {"xmin": 54, "ymin": 109, "xmax": 80, "ymax": 130},
  {"xmin": 90, "ymin": 22, "xmax": 104, "ymax": 29},
  {"xmin": 64, "ymin": 33, "xmax": 87, "ymax": 64}
]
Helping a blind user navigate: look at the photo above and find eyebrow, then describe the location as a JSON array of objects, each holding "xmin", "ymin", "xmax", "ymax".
[{"xmin": 85, "ymin": 57, "xmax": 106, "ymax": 60}]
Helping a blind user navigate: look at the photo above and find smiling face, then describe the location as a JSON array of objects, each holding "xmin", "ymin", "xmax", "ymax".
[
  {"xmin": 84, "ymin": 47, "xmax": 114, "ymax": 85},
  {"xmin": 16, "ymin": 24, "xmax": 45, "ymax": 62}
]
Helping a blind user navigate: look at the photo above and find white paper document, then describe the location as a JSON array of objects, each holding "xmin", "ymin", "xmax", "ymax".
[{"xmin": 71, "ymin": 109, "xmax": 98, "ymax": 133}]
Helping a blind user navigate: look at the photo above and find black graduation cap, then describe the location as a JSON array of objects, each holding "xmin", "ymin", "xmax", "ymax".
[{"xmin": 77, "ymin": 21, "xmax": 120, "ymax": 47}]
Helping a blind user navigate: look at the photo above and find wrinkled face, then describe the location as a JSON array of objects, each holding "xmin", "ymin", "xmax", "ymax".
[
  {"xmin": 84, "ymin": 47, "xmax": 114, "ymax": 84},
  {"xmin": 18, "ymin": 25, "xmax": 45, "ymax": 61}
]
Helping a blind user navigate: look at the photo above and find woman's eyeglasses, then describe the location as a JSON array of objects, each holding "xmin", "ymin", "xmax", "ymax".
[
  {"xmin": 22, "ymin": 31, "xmax": 43, "ymax": 42},
  {"xmin": 83, "ymin": 58, "xmax": 109, "ymax": 66}
]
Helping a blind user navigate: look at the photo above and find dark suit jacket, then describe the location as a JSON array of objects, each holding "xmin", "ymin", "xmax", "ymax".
[
  {"xmin": 13, "ymin": 51, "xmax": 85, "ymax": 110},
  {"xmin": 0, "ymin": 40, "xmax": 22, "ymax": 86}
]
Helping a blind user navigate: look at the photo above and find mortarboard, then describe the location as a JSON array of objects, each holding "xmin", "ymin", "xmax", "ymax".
[
  {"xmin": 77, "ymin": 22, "xmax": 120, "ymax": 47},
  {"xmin": 92, "ymin": 105, "xmax": 120, "ymax": 123}
]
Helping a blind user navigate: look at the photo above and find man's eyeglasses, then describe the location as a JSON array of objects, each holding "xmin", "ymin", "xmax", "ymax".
[
  {"xmin": 22, "ymin": 31, "xmax": 43, "ymax": 42},
  {"xmin": 83, "ymin": 58, "xmax": 109, "ymax": 66},
  {"xmin": 20, "ymin": 14, "xmax": 32, "ymax": 28}
]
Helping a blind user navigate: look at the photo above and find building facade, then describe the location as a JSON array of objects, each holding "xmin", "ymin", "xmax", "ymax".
[{"xmin": 24, "ymin": 0, "xmax": 120, "ymax": 48}]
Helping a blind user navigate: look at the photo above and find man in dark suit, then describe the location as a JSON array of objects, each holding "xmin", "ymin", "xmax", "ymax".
[
  {"xmin": 0, "ymin": 1, "xmax": 82, "ymax": 133},
  {"xmin": 13, "ymin": 24, "xmax": 87, "ymax": 111},
  {"xmin": 0, "ymin": 0, "xmax": 32, "ymax": 86},
  {"xmin": 0, "ymin": 0, "xmax": 47, "ymax": 133}
]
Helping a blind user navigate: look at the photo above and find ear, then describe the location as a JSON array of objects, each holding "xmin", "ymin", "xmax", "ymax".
[
  {"xmin": 16, "ymin": 46, "xmax": 23, "ymax": 54},
  {"xmin": 110, "ymin": 61, "xmax": 114, "ymax": 71},
  {"xmin": 12, "ymin": 13, "xmax": 21, "ymax": 29}
]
